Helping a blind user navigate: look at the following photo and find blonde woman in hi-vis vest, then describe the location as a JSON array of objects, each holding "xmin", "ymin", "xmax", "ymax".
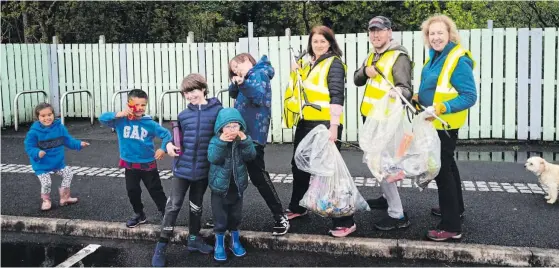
[
  {"xmin": 286, "ymin": 25, "xmax": 356, "ymax": 238},
  {"xmin": 417, "ymin": 14, "xmax": 477, "ymax": 242},
  {"xmin": 354, "ymin": 16, "xmax": 413, "ymax": 232}
]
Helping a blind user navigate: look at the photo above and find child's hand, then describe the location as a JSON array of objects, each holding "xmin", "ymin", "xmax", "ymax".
[
  {"xmin": 116, "ymin": 108, "xmax": 133, "ymax": 118},
  {"xmin": 220, "ymin": 132, "xmax": 236, "ymax": 142},
  {"xmin": 154, "ymin": 149, "xmax": 166, "ymax": 160},
  {"xmin": 38, "ymin": 150, "xmax": 46, "ymax": 158},
  {"xmin": 231, "ymin": 76, "xmax": 244, "ymax": 85},
  {"xmin": 238, "ymin": 131, "xmax": 247, "ymax": 140},
  {"xmin": 166, "ymin": 143, "xmax": 180, "ymax": 157},
  {"xmin": 81, "ymin": 141, "xmax": 90, "ymax": 147}
]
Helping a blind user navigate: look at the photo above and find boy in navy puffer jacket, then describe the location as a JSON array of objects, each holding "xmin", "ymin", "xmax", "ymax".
[{"xmin": 152, "ymin": 74, "xmax": 222, "ymax": 267}]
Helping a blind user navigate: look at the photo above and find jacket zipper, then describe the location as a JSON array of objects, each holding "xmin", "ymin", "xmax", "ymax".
[
  {"xmin": 231, "ymin": 140, "xmax": 240, "ymax": 197},
  {"xmin": 192, "ymin": 104, "xmax": 202, "ymax": 179}
]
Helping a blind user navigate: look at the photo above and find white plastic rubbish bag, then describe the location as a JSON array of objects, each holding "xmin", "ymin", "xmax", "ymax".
[
  {"xmin": 359, "ymin": 94, "xmax": 406, "ymax": 182},
  {"xmin": 400, "ymin": 111, "xmax": 441, "ymax": 190},
  {"xmin": 295, "ymin": 125, "xmax": 370, "ymax": 217}
]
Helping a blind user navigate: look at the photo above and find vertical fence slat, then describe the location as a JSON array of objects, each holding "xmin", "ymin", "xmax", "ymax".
[
  {"xmin": 79, "ymin": 44, "xmax": 88, "ymax": 117},
  {"xmin": 20, "ymin": 44, "xmax": 31, "ymax": 121},
  {"xmin": 49, "ymin": 43, "xmax": 60, "ymax": 115},
  {"xmin": 542, "ymin": 28, "xmax": 556, "ymax": 141},
  {"xmin": 517, "ymin": 28, "xmax": 530, "ymax": 140},
  {"xmin": 169, "ymin": 43, "xmax": 179, "ymax": 120},
  {"xmin": 139, "ymin": 43, "xmax": 148, "ymax": 108},
  {"xmin": 126, "ymin": 43, "xmax": 134, "ymax": 91},
  {"xmin": 530, "ymin": 29, "xmax": 543, "ymax": 140},
  {"xmin": 133, "ymin": 44, "xmax": 141, "ymax": 89},
  {"xmin": 98, "ymin": 43, "xmax": 108, "ymax": 113},
  {"xmin": 7, "ymin": 45, "xmax": 19, "ymax": 124},
  {"xmin": 57, "ymin": 44, "xmax": 67, "ymax": 118},
  {"xmin": 219, "ymin": 43, "xmax": 230, "ymax": 107},
  {"xmin": 469, "ymin": 29, "xmax": 481, "ymax": 139},
  {"xmin": 105, "ymin": 44, "xmax": 115, "ymax": 116},
  {"xmin": 112, "ymin": 44, "xmax": 121, "ymax": 114},
  {"xmin": 504, "ymin": 28, "xmax": 517, "ymax": 139},
  {"xmin": 345, "ymin": 33, "xmax": 358, "ymax": 142},
  {"xmin": 458, "ymin": 30, "xmax": 471, "ymax": 139},
  {"xmin": 154, "ymin": 43, "xmax": 162, "ymax": 117},
  {"xmin": 491, "ymin": 28, "xmax": 504, "ymax": 139},
  {"xmin": 284, "ymin": 35, "xmax": 299, "ymax": 143},
  {"xmin": 268, "ymin": 37, "xmax": 282, "ymax": 142},
  {"xmin": 1, "ymin": 45, "xmax": 11, "ymax": 126},
  {"xmin": 212, "ymin": 42, "xmax": 222, "ymax": 99},
  {"xmin": 175, "ymin": 43, "xmax": 184, "ymax": 90},
  {"xmin": 27, "ymin": 44, "xmax": 38, "ymax": 111},
  {"xmin": 190, "ymin": 43, "xmax": 198, "ymax": 74},
  {"xmin": 39, "ymin": 45, "xmax": 49, "ymax": 105},
  {"xmin": 85, "ymin": 44, "xmax": 95, "ymax": 117},
  {"xmin": 92, "ymin": 44, "xmax": 101, "ymax": 115},
  {"xmin": 146, "ymin": 44, "xmax": 155, "ymax": 115},
  {"xmin": 356, "ymin": 32, "xmax": 368, "ymax": 133},
  {"xmin": 480, "ymin": 29, "xmax": 492, "ymax": 138},
  {"xmin": 161, "ymin": 43, "xmax": 170, "ymax": 120},
  {"xmin": 71, "ymin": 43, "xmax": 81, "ymax": 117}
]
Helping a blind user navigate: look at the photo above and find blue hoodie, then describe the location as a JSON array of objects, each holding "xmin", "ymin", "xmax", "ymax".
[
  {"xmin": 418, "ymin": 42, "xmax": 477, "ymax": 114},
  {"xmin": 207, "ymin": 108, "xmax": 257, "ymax": 197},
  {"xmin": 99, "ymin": 113, "xmax": 172, "ymax": 163},
  {"xmin": 24, "ymin": 119, "xmax": 82, "ymax": 175},
  {"xmin": 228, "ymin": 55, "xmax": 274, "ymax": 146}
]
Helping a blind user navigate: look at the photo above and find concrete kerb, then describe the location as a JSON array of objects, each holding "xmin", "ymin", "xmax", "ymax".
[{"xmin": 2, "ymin": 215, "xmax": 558, "ymax": 267}]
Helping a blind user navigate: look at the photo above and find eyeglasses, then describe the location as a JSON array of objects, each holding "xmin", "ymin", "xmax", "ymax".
[{"xmin": 224, "ymin": 125, "xmax": 240, "ymax": 130}]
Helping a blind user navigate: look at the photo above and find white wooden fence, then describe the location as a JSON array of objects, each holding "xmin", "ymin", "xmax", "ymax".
[{"xmin": 1, "ymin": 28, "xmax": 558, "ymax": 142}]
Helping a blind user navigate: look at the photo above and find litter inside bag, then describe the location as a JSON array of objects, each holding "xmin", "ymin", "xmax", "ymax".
[
  {"xmin": 359, "ymin": 94, "xmax": 441, "ymax": 191},
  {"xmin": 295, "ymin": 125, "xmax": 370, "ymax": 217}
]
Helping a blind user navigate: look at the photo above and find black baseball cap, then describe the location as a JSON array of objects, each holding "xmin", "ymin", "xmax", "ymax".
[{"xmin": 368, "ymin": 16, "xmax": 392, "ymax": 30}]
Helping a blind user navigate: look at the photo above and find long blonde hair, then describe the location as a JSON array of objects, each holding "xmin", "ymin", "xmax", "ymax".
[{"xmin": 421, "ymin": 14, "xmax": 461, "ymax": 49}]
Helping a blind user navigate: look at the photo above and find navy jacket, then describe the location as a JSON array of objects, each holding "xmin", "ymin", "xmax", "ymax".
[{"xmin": 172, "ymin": 97, "xmax": 222, "ymax": 181}]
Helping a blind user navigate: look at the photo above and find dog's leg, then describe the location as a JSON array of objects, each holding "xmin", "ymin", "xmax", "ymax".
[{"xmin": 546, "ymin": 183, "xmax": 557, "ymax": 204}]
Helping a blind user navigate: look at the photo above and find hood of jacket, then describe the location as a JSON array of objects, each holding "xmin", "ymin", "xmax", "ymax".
[
  {"xmin": 213, "ymin": 108, "xmax": 247, "ymax": 134},
  {"xmin": 246, "ymin": 55, "xmax": 275, "ymax": 80}
]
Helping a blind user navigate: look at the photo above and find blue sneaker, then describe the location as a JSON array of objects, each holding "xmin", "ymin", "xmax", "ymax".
[
  {"xmin": 214, "ymin": 233, "xmax": 227, "ymax": 262},
  {"xmin": 151, "ymin": 242, "xmax": 167, "ymax": 267},
  {"xmin": 186, "ymin": 235, "xmax": 213, "ymax": 254},
  {"xmin": 229, "ymin": 230, "xmax": 246, "ymax": 257},
  {"xmin": 126, "ymin": 212, "xmax": 147, "ymax": 228}
]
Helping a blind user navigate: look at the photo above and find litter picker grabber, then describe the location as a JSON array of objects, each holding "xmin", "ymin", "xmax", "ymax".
[
  {"xmin": 288, "ymin": 47, "xmax": 322, "ymax": 117},
  {"xmin": 371, "ymin": 65, "xmax": 452, "ymax": 137}
]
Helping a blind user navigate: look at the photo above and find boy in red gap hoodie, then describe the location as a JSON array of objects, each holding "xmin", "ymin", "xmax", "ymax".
[{"xmin": 99, "ymin": 89, "xmax": 172, "ymax": 228}]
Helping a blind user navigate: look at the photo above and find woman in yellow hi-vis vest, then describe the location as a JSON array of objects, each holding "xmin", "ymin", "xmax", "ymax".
[
  {"xmin": 417, "ymin": 15, "xmax": 477, "ymax": 242},
  {"xmin": 286, "ymin": 25, "xmax": 356, "ymax": 237}
]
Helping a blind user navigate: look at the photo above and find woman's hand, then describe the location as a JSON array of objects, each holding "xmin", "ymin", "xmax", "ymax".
[{"xmin": 329, "ymin": 125, "xmax": 338, "ymax": 142}]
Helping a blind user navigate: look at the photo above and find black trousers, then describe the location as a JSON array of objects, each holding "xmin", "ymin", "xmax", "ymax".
[
  {"xmin": 435, "ymin": 129, "xmax": 464, "ymax": 233},
  {"xmin": 289, "ymin": 120, "xmax": 355, "ymax": 228},
  {"xmin": 212, "ymin": 184, "xmax": 243, "ymax": 234},
  {"xmin": 125, "ymin": 168, "xmax": 167, "ymax": 214},
  {"xmin": 247, "ymin": 143, "xmax": 284, "ymax": 221},
  {"xmin": 160, "ymin": 178, "xmax": 208, "ymax": 239}
]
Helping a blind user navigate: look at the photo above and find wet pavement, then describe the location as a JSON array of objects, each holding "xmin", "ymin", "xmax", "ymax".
[{"xmin": 1, "ymin": 232, "xmax": 496, "ymax": 267}]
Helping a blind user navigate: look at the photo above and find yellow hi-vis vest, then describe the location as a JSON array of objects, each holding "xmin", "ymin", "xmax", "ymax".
[
  {"xmin": 360, "ymin": 50, "xmax": 404, "ymax": 117},
  {"xmin": 300, "ymin": 56, "xmax": 345, "ymax": 123},
  {"xmin": 425, "ymin": 44, "xmax": 474, "ymax": 130},
  {"xmin": 282, "ymin": 69, "xmax": 303, "ymax": 129}
]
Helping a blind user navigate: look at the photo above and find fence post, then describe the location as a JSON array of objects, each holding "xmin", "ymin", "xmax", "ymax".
[
  {"xmin": 248, "ymin": 21, "xmax": 258, "ymax": 58},
  {"xmin": 487, "ymin": 20, "xmax": 493, "ymax": 29},
  {"xmin": 99, "ymin": 35, "xmax": 105, "ymax": 44},
  {"xmin": 187, "ymin": 32, "xmax": 194, "ymax": 43},
  {"xmin": 49, "ymin": 36, "xmax": 60, "ymax": 115}
]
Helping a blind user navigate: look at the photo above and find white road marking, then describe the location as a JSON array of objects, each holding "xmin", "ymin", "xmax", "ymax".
[{"xmin": 55, "ymin": 244, "xmax": 101, "ymax": 268}]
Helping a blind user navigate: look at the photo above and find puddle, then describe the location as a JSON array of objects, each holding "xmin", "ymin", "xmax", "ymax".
[
  {"xmin": 1, "ymin": 242, "xmax": 119, "ymax": 267},
  {"xmin": 456, "ymin": 151, "xmax": 559, "ymax": 163}
]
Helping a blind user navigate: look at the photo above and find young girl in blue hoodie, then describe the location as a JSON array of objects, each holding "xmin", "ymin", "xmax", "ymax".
[
  {"xmin": 24, "ymin": 103, "xmax": 89, "ymax": 211},
  {"xmin": 208, "ymin": 108, "xmax": 256, "ymax": 262},
  {"xmin": 151, "ymin": 74, "xmax": 222, "ymax": 267}
]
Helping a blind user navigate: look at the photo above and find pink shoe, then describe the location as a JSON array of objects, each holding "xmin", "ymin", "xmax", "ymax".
[
  {"xmin": 59, "ymin": 187, "xmax": 78, "ymax": 206},
  {"xmin": 41, "ymin": 194, "xmax": 51, "ymax": 211},
  {"xmin": 329, "ymin": 224, "xmax": 356, "ymax": 237},
  {"xmin": 286, "ymin": 209, "xmax": 308, "ymax": 220}
]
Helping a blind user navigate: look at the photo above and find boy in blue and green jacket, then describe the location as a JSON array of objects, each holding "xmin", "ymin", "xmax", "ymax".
[{"xmin": 207, "ymin": 108, "xmax": 256, "ymax": 262}]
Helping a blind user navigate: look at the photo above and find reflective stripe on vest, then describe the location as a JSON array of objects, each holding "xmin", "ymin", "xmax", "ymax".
[
  {"xmin": 425, "ymin": 45, "xmax": 474, "ymax": 130},
  {"xmin": 300, "ymin": 56, "xmax": 345, "ymax": 123},
  {"xmin": 360, "ymin": 50, "xmax": 403, "ymax": 117}
]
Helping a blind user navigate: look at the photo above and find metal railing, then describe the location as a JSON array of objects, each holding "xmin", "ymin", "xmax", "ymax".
[
  {"xmin": 13, "ymin": 90, "xmax": 49, "ymax": 131},
  {"xmin": 158, "ymin": 90, "xmax": 183, "ymax": 125},
  {"xmin": 60, "ymin": 90, "xmax": 94, "ymax": 126}
]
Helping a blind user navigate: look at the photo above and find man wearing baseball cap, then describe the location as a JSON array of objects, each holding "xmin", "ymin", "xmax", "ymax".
[{"xmin": 354, "ymin": 16, "xmax": 413, "ymax": 231}]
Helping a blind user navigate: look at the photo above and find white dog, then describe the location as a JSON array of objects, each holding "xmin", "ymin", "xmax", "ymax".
[{"xmin": 525, "ymin": 156, "xmax": 559, "ymax": 204}]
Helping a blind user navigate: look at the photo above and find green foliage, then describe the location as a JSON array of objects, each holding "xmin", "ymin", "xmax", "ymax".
[{"xmin": 1, "ymin": 0, "xmax": 558, "ymax": 44}]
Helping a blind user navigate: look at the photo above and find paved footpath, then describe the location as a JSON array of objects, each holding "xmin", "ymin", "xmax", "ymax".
[{"xmin": 2, "ymin": 120, "xmax": 559, "ymax": 266}]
